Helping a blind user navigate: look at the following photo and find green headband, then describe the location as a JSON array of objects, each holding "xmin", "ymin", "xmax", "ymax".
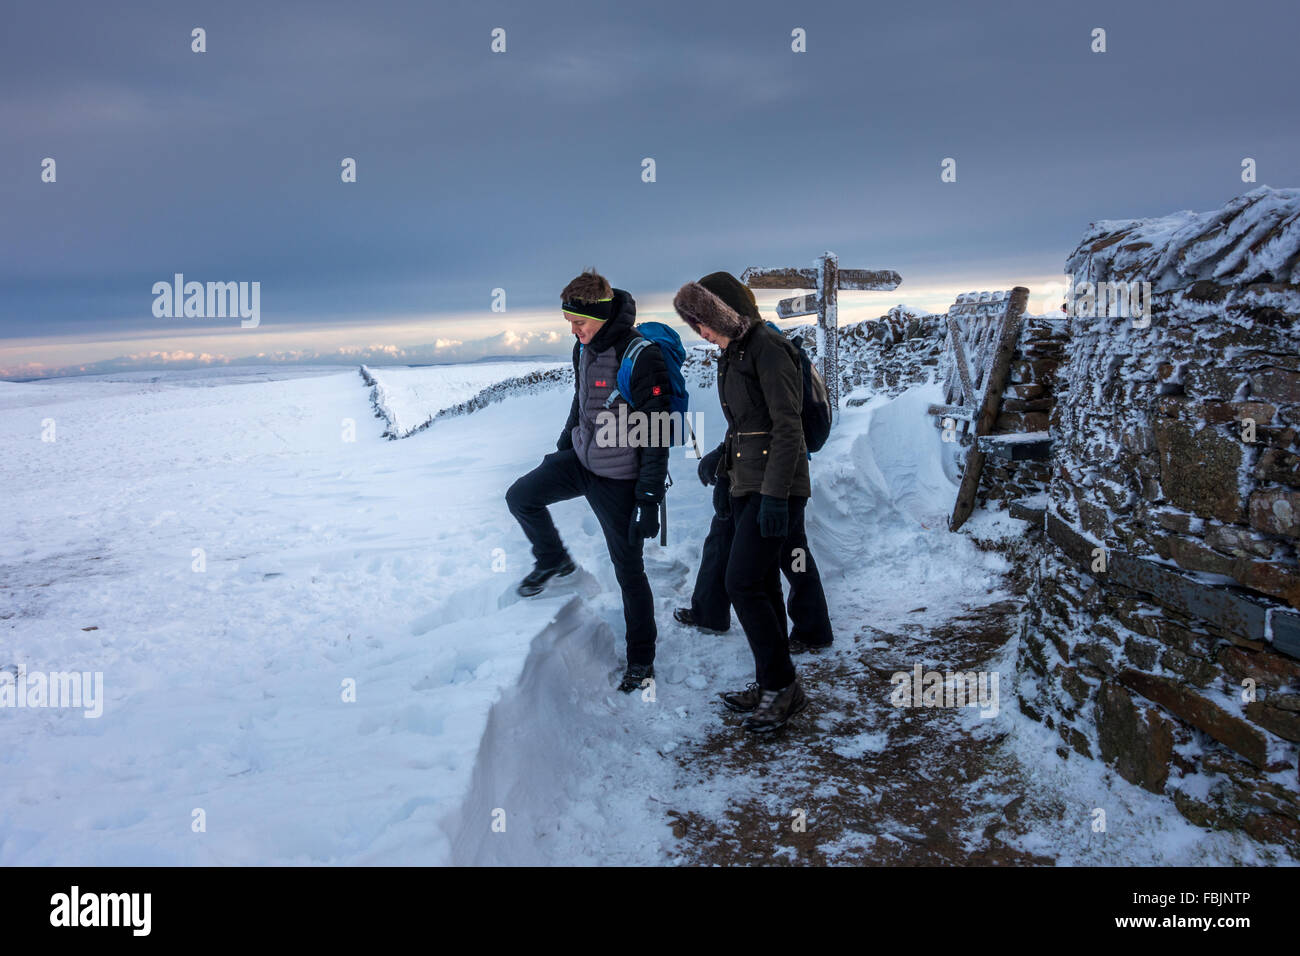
[{"xmin": 562, "ymin": 296, "xmax": 614, "ymax": 323}]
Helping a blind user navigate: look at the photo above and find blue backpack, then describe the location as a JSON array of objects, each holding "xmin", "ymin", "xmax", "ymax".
[{"xmin": 602, "ymin": 322, "xmax": 690, "ymax": 443}]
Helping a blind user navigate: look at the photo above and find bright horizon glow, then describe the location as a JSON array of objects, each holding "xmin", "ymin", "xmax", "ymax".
[{"xmin": 1, "ymin": 273, "xmax": 1069, "ymax": 380}]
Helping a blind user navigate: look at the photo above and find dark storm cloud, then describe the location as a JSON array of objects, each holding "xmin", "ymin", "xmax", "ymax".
[{"xmin": 2, "ymin": 0, "xmax": 1297, "ymax": 342}]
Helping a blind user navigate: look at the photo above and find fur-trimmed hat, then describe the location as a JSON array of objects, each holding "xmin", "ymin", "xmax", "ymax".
[
  {"xmin": 699, "ymin": 271, "xmax": 760, "ymax": 322},
  {"xmin": 673, "ymin": 280, "xmax": 756, "ymax": 340}
]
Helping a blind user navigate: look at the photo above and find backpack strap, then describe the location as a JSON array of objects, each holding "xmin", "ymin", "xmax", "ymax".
[
  {"xmin": 604, "ymin": 335, "xmax": 654, "ymax": 409},
  {"xmin": 733, "ymin": 324, "xmax": 802, "ymax": 418},
  {"xmin": 731, "ymin": 337, "xmax": 766, "ymax": 413}
]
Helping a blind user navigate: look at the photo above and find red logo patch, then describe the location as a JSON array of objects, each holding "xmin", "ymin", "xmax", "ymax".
[
  {"xmin": 652, "ymin": 386, "xmax": 662, "ymax": 396},
  {"xmin": 595, "ymin": 379, "xmax": 607, "ymax": 387}
]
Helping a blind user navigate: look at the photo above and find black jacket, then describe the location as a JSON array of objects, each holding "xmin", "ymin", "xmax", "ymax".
[
  {"xmin": 713, "ymin": 320, "xmax": 810, "ymax": 499},
  {"xmin": 557, "ymin": 288, "xmax": 671, "ymax": 502}
]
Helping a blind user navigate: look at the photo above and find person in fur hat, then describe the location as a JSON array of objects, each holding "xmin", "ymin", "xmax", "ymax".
[
  {"xmin": 674, "ymin": 273, "xmax": 834, "ymax": 654},
  {"xmin": 673, "ymin": 271, "xmax": 826, "ymax": 732}
]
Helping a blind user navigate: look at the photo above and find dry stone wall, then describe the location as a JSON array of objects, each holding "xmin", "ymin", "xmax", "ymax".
[{"xmin": 1017, "ymin": 187, "xmax": 1300, "ymax": 855}]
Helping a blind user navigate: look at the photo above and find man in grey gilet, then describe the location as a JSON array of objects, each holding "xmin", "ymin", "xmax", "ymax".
[{"xmin": 505, "ymin": 269, "xmax": 671, "ymax": 693}]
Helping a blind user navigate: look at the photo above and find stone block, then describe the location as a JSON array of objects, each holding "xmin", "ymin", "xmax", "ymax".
[
  {"xmin": 1160, "ymin": 648, "xmax": 1219, "ymax": 687},
  {"xmin": 1205, "ymin": 524, "xmax": 1276, "ymax": 559},
  {"xmin": 1165, "ymin": 535, "xmax": 1237, "ymax": 577},
  {"xmin": 1199, "ymin": 401, "xmax": 1275, "ymax": 426},
  {"xmin": 1096, "ymin": 682, "xmax": 1174, "ymax": 793},
  {"xmin": 1255, "ymin": 448, "xmax": 1300, "ymax": 486},
  {"xmin": 1154, "ymin": 419, "xmax": 1246, "ymax": 523},
  {"xmin": 1122, "ymin": 636, "xmax": 1160, "ymax": 671},
  {"xmin": 1244, "ymin": 701, "xmax": 1300, "ymax": 742},
  {"xmin": 1232, "ymin": 559, "xmax": 1300, "ymax": 609},
  {"xmin": 1251, "ymin": 367, "xmax": 1300, "ymax": 404},
  {"xmin": 1183, "ymin": 364, "xmax": 1249, "ymax": 400},
  {"xmin": 1249, "ymin": 488, "xmax": 1300, "ymax": 537},
  {"xmin": 1118, "ymin": 669, "xmax": 1271, "ymax": 768}
]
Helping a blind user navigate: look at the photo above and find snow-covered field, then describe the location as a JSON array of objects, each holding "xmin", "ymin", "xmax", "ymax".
[{"xmin": 0, "ymin": 363, "xmax": 1275, "ymax": 865}]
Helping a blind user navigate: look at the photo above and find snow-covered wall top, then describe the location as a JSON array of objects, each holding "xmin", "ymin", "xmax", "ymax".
[
  {"xmin": 681, "ymin": 308, "xmax": 942, "ymax": 397},
  {"xmin": 1066, "ymin": 186, "xmax": 1300, "ymax": 292}
]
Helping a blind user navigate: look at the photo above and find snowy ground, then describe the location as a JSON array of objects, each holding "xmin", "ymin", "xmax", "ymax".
[{"xmin": 0, "ymin": 363, "xmax": 1284, "ymax": 865}]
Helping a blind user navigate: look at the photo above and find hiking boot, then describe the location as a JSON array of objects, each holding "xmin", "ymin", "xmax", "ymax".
[
  {"xmin": 742, "ymin": 680, "xmax": 809, "ymax": 733},
  {"xmin": 617, "ymin": 663, "xmax": 654, "ymax": 694},
  {"xmin": 789, "ymin": 637, "xmax": 832, "ymax": 655},
  {"xmin": 673, "ymin": 607, "xmax": 729, "ymax": 634},
  {"xmin": 719, "ymin": 681, "xmax": 762, "ymax": 713},
  {"xmin": 516, "ymin": 556, "xmax": 577, "ymax": 597}
]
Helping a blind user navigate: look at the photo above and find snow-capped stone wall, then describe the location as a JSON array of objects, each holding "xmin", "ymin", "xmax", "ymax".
[
  {"xmin": 360, "ymin": 363, "xmax": 570, "ymax": 439},
  {"xmin": 1018, "ymin": 187, "xmax": 1300, "ymax": 855},
  {"xmin": 834, "ymin": 305, "xmax": 946, "ymax": 400},
  {"xmin": 685, "ymin": 304, "xmax": 948, "ymax": 403}
]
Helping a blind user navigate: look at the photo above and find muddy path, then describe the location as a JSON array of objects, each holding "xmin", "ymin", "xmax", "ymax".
[{"xmin": 664, "ymin": 564, "xmax": 1064, "ymax": 866}]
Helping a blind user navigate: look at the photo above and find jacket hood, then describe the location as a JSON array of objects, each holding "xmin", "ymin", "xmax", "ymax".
[
  {"xmin": 586, "ymin": 287, "xmax": 636, "ymax": 352},
  {"xmin": 673, "ymin": 281, "xmax": 755, "ymax": 340}
]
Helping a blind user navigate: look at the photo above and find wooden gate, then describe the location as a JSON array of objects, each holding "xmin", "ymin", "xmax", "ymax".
[{"xmin": 927, "ymin": 287, "xmax": 1030, "ymax": 531}]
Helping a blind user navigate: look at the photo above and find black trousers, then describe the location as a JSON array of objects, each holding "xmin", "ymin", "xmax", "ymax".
[
  {"xmin": 725, "ymin": 493, "xmax": 823, "ymax": 691},
  {"xmin": 691, "ymin": 479, "xmax": 833, "ymax": 646},
  {"xmin": 505, "ymin": 449, "xmax": 656, "ymax": 666}
]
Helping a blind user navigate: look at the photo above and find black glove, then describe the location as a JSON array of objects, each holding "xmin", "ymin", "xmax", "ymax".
[
  {"xmin": 628, "ymin": 494, "xmax": 660, "ymax": 544},
  {"xmin": 712, "ymin": 478, "xmax": 731, "ymax": 520},
  {"xmin": 697, "ymin": 443, "xmax": 724, "ymax": 486},
  {"xmin": 758, "ymin": 494, "xmax": 788, "ymax": 538}
]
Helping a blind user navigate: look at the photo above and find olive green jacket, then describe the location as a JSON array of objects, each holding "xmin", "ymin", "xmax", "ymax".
[{"xmin": 713, "ymin": 321, "xmax": 810, "ymax": 499}]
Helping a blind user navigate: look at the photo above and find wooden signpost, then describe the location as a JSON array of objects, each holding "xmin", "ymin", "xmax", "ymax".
[
  {"xmin": 741, "ymin": 252, "xmax": 902, "ymax": 414},
  {"xmin": 927, "ymin": 287, "xmax": 1031, "ymax": 531}
]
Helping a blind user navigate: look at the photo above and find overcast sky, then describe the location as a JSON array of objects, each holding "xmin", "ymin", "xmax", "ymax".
[{"xmin": 2, "ymin": 0, "xmax": 1298, "ymax": 377}]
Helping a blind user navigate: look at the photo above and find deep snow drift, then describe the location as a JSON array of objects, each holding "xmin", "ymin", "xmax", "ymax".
[{"xmin": 0, "ymin": 362, "xmax": 1274, "ymax": 865}]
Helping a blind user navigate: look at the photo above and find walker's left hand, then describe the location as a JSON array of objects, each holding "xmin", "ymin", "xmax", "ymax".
[
  {"xmin": 758, "ymin": 494, "xmax": 788, "ymax": 538},
  {"xmin": 628, "ymin": 498, "xmax": 660, "ymax": 544},
  {"xmin": 697, "ymin": 444, "xmax": 724, "ymax": 485}
]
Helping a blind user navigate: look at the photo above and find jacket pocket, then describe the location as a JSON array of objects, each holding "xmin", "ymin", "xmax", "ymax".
[{"xmin": 730, "ymin": 432, "xmax": 770, "ymax": 489}]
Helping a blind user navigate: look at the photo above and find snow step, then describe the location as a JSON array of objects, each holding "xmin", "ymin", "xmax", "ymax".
[{"xmin": 976, "ymin": 431, "xmax": 1052, "ymax": 461}]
